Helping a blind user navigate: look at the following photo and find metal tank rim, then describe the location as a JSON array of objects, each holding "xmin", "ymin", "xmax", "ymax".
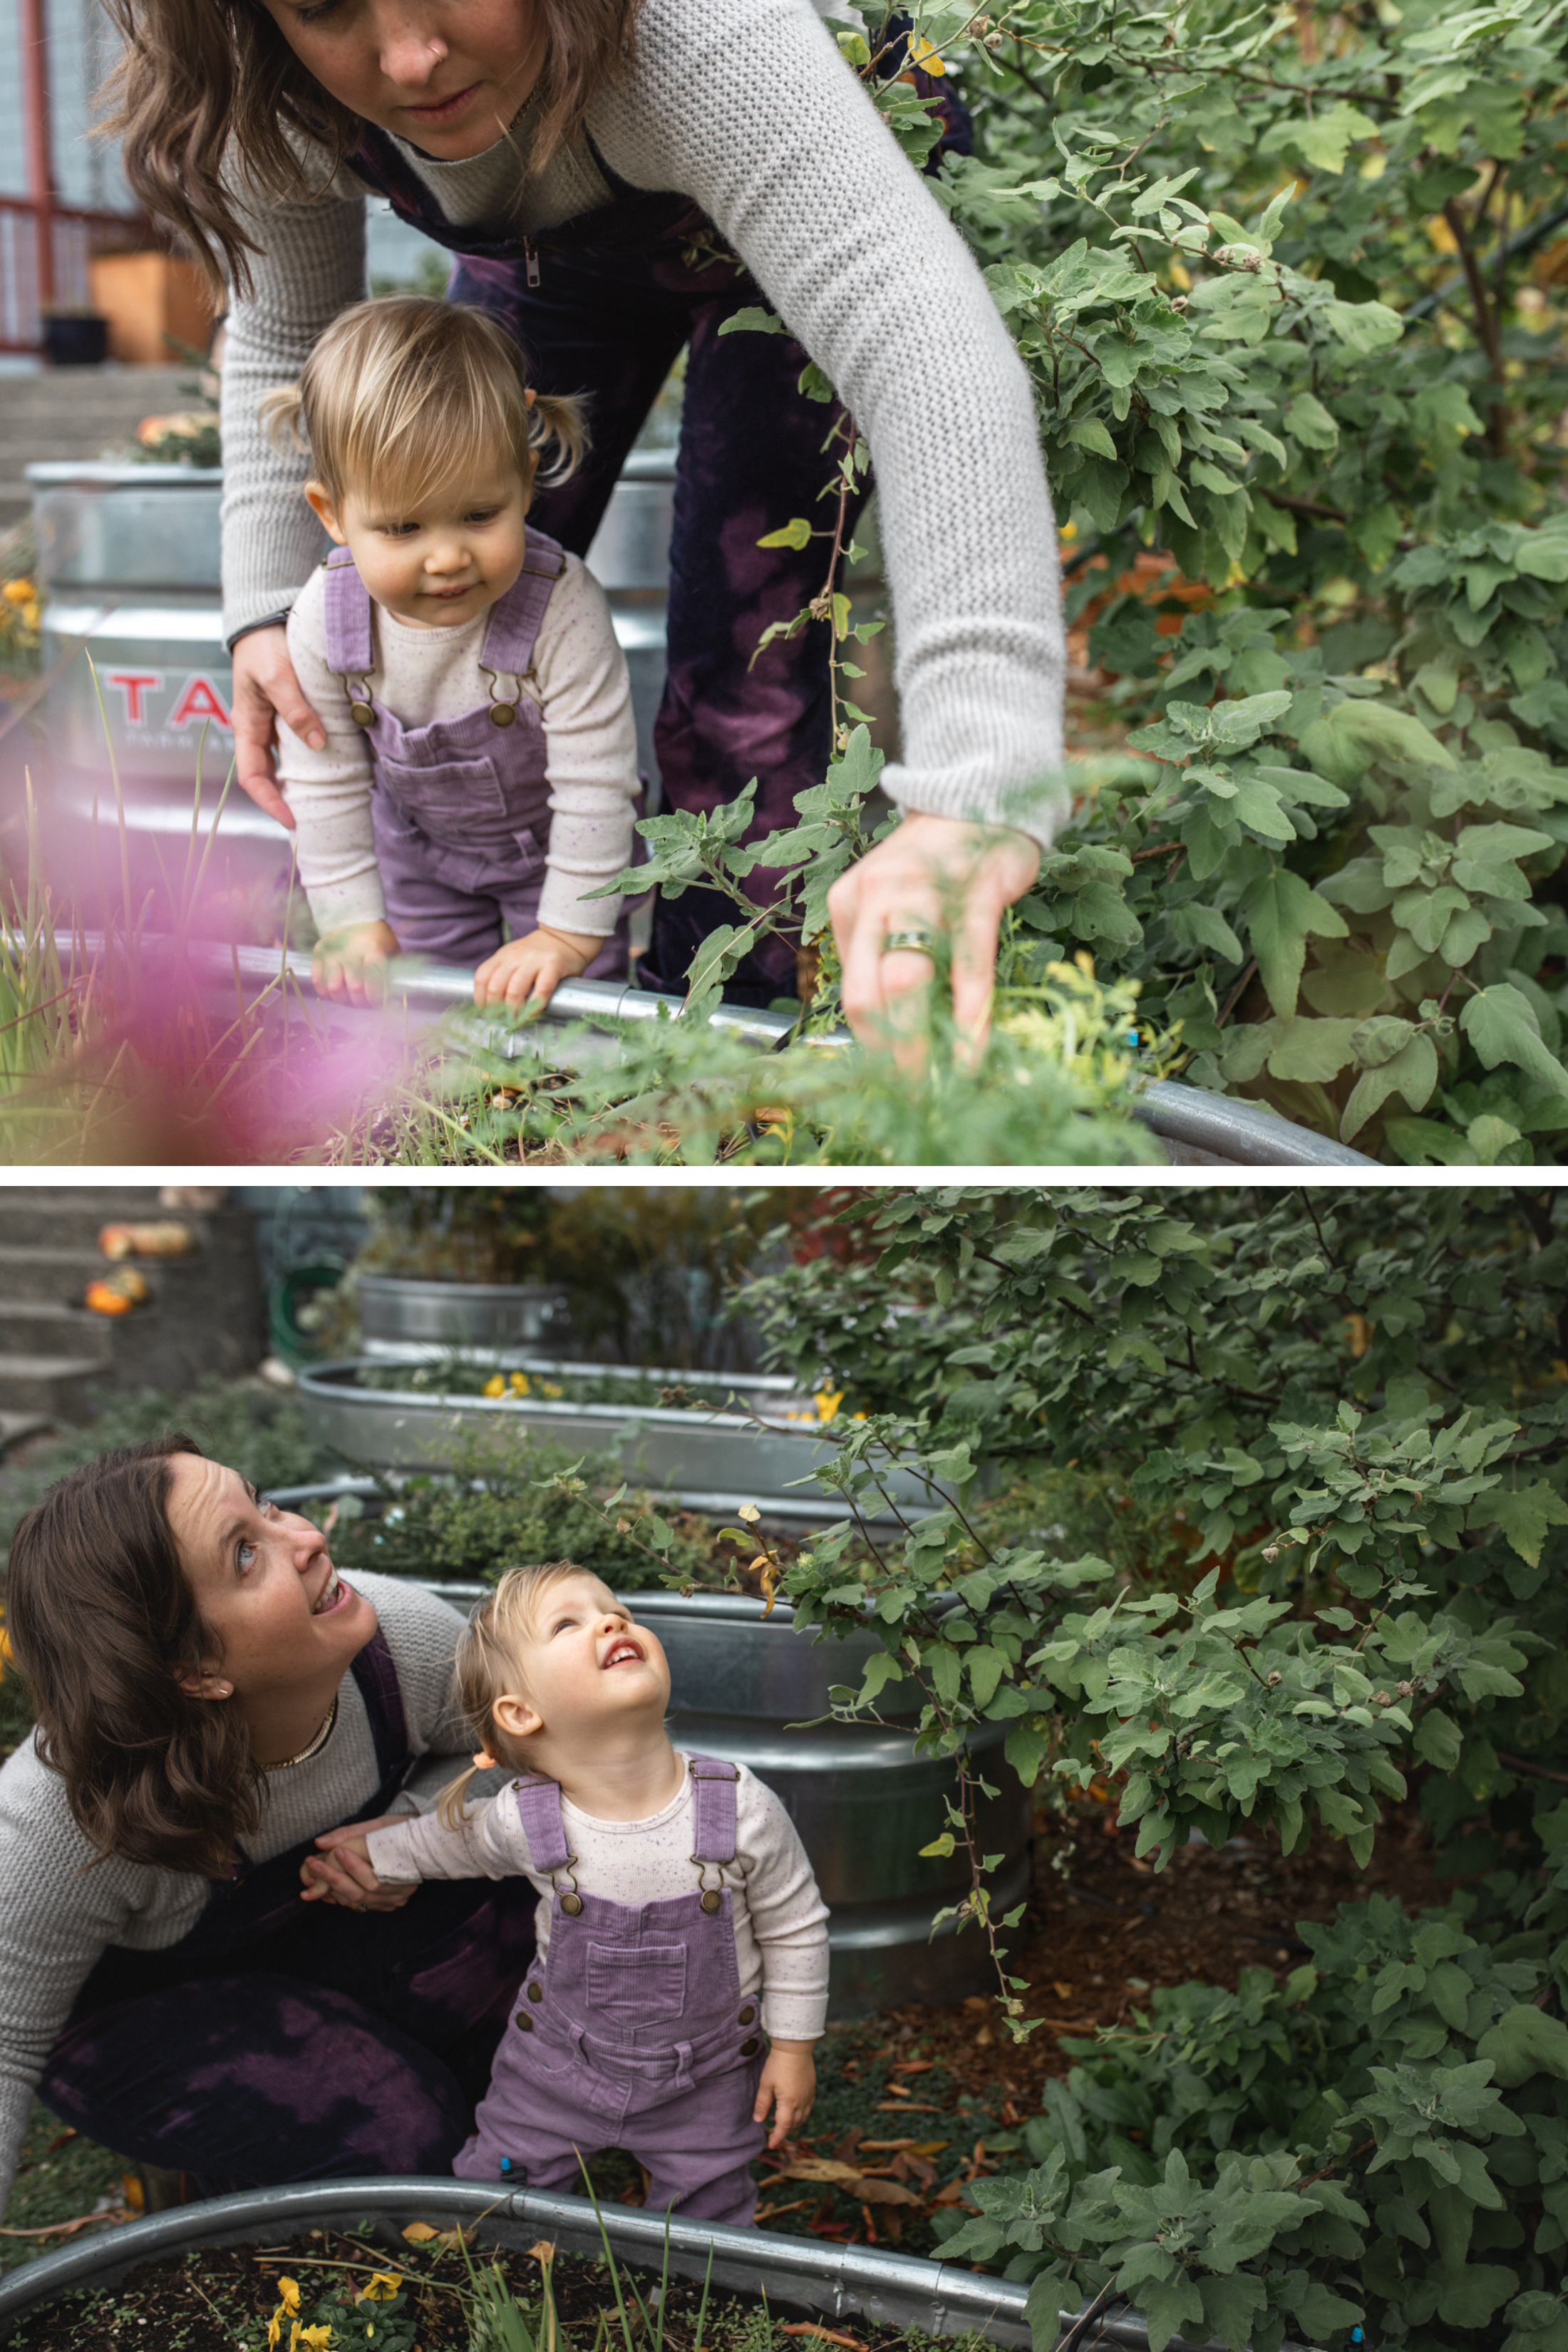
[{"xmin": 0, "ymin": 2176, "xmax": 1316, "ymax": 2351}]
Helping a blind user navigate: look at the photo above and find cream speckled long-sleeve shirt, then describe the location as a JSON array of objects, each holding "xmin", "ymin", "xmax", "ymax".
[
  {"xmin": 277, "ymin": 553, "xmax": 639, "ymax": 936},
  {"xmin": 220, "ymin": 0, "xmax": 1068, "ymax": 847},
  {"xmin": 0, "ymin": 1576, "xmax": 472, "ymax": 2221},
  {"xmin": 366, "ymin": 1757, "xmax": 831, "ymax": 2041}
]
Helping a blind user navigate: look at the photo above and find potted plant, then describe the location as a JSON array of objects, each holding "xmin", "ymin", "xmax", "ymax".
[{"xmin": 352, "ymin": 1188, "xmax": 571, "ymax": 1351}]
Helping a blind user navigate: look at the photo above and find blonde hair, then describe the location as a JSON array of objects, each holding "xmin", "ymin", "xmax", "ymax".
[
  {"xmin": 97, "ymin": 0, "xmax": 642, "ymax": 301},
  {"xmin": 437, "ymin": 1562, "xmax": 606, "ymax": 1827},
  {"xmin": 260, "ymin": 298, "xmax": 587, "ymax": 517}
]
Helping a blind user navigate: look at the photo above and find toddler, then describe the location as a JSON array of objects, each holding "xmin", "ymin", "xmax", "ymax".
[
  {"xmin": 314, "ymin": 1563, "xmax": 829, "ymax": 2225},
  {"xmin": 264, "ymin": 298, "xmax": 639, "ymax": 1011}
]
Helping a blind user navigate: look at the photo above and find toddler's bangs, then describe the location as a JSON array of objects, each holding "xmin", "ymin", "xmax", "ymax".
[{"xmin": 314, "ymin": 299, "xmax": 532, "ymax": 511}]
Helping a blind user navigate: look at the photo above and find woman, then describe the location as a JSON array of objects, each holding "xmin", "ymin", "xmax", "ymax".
[
  {"xmin": 103, "ymin": 0, "xmax": 1065, "ymax": 1049},
  {"xmin": 0, "ymin": 1438, "xmax": 532, "ymax": 2208}
]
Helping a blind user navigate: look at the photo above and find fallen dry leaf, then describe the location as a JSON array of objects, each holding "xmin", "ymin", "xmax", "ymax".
[
  {"xmin": 773, "ymin": 2158, "xmax": 867, "ymax": 2185},
  {"xmin": 780, "ymin": 2328, "xmax": 865, "ymax": 2348},
  {"xmin": 853, "ymin": 2179, "xmax": 923, "ymax": 2207}
]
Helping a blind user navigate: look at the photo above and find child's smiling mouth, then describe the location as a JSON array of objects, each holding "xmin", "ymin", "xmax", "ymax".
[{"xmin": 602, "ymin": 1637, "xmax": 645, "ymax": 1670}]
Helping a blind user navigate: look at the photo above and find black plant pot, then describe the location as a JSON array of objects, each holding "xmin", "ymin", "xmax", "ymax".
[{"xmin": 42, "ymin": 313, "xmax": 108, "ymax": 366}]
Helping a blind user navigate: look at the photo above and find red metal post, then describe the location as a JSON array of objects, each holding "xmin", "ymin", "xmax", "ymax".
[{"xmin": 21, "ymin": 0, "xmax": 56, "ymax": 317}]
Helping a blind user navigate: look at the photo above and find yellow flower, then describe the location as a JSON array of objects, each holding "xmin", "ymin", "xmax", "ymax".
[
  {"xmin": 290, "ymin": 2326, "xmax": 334, "ymax": 2351},
  {"xmin": 540, "ymin": 1379, "xmax": 563, "ymax": 1398},
  {"xmin": 278, "ymin": 2279, "xmax": 302, "ymax": 2315},
  {"xmin": 0, "ymin": 1621, "xmax": 10, "ymax": 1683},
  {"xmin": 509, "ymin": 1371, "xmax": 530, "ymax": 1395},
  {"xmin": 483, "ymin": 1373, "xmax": 506, "ymax": 1398},
  {"xmin": 268, "ymin": 2314, "xmax": 283, "ymax": 2349},
  {"xmin": 1, "ymin": 579, "xmax": 33, "ymax": 605},
  {"xmin": 356, "ymin": 2274, "xmax": 403, "ymax": 2303},
  {"xmin": 813, "ymin": 1388, "xmax": 843, "ymax": 1424}
]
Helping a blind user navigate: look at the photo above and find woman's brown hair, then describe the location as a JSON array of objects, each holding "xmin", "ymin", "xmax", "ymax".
[
  {"xmin": 98, "ymin": 0, "xmax": 644, "ymax": 300},
  {"xmin": 6, "ymin": 1435, "xmax": 265, "ymax": 1878}
]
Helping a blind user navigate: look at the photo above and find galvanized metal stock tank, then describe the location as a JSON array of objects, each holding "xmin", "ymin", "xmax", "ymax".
[
  {"xmin": 295, "ymin": 1356, "xmax": 959, "ymax": 1530},
  {"xmin": 356, "ymin": 1274, "xmax": 574, "ymax": 1353},
  {"xmin": 424, "ymin": 1584, "xmax": 1032, "ymax": 2018}
]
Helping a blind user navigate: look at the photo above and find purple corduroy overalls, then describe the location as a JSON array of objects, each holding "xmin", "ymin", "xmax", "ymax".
[
  {"xmin": 453, "ymin": 1756, "xmax": 768, "ymax": 2224},
  {"xmin": 322, "ymin": 532, "xmax": 630, "ymax": 974}
]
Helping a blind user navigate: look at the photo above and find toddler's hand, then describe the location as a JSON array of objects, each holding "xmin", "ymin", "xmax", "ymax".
[
  {"xmin": 474, "ymin": 924, "xmax": 599, "ymax": 1013},
  {"xmin": 301, "ymin": 1812, "xmax": 416, "ymax": 1908},
  {"xmin": 753, "ymin": 2039, "xmax": 816, "ymax": 2150},
  {"xmin": 313, "ymin": 920, "xmax": 401, "ymax": 1006}
]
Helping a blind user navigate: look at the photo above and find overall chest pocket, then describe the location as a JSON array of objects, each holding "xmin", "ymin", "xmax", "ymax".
[
  {"xmin": 379, "ymin": 753, "xmax": 508, "ymax": 830},
  {"xmin": 587, "ymin": 1940, "xmax": 688, "ymax": 2023}
]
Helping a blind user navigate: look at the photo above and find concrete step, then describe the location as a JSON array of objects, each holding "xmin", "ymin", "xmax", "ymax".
[
  {"xmin": 0, "ymin": 1192, "xmax": 166, "ymax": 1250},
  {"xmin": 0, "ymin": 1299, "xmax": 115, "ymax": 1360},
  {"xmin": 0, "ymin": 1242, "xmax": 122, "ymax": 1303},
  {"xmin": 0, "ymin": 1349, "xmax": 118, "ymax": 1420}
]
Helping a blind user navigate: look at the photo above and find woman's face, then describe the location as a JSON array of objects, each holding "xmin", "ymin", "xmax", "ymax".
[
  {"xmin": 256, "ymin": 0, "xmax": 546, "ymax": 160},
  {"xmin": 166, "ymin": 1453, "xmax": 375, "ymax": 1703}
]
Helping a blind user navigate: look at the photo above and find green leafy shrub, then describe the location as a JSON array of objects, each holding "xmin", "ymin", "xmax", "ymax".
[{"xmin": 722, "ymin": 1187, "xmax": 1568, "ymax": 2349}]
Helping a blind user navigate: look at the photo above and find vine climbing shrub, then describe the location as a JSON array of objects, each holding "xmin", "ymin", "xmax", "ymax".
[{"xmin": 703, "ymin": 1187, "xmax": 1568, "ymax": 2351}]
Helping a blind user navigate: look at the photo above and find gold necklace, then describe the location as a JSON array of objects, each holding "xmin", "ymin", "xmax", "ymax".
[{"xmin": 262, "ymin": 1692, "xmax": 339, "ymax": 1772}]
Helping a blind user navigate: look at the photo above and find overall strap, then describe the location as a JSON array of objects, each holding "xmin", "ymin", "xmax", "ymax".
[
  {"xmin": 348, "ymin": 1626, "xmax": 410, "ymax": 1787},
  {"xmin": 515, "ymin": 1773, "xmax": 573, "ymax": 1872},
  {"xmin": 322, "ymin": 547, "xmax": 375, "ymax": 677},
  {"xmin": 688, "ymin": 1755, "xmax": 741, "ymax": 1867},
  {"xmin": 480, "ymin": 529, "xmax": 566, "ymax": 676}
]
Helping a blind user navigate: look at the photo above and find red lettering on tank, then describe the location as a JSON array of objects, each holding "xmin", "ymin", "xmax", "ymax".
[
  {"xmin": 169, "ymin": 676, "xmax": 233, "ymax": 731},
  {"xmin": 105, "ymin": 671, "xmax": 163, "ymax": 724}
]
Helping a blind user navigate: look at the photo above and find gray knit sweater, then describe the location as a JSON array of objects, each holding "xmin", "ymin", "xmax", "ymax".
[
  {"xmin": 220, "ymin": 0, "xmax": 1069, "ymax": 846},
  {"xmin": 0, "ymin": 1575, "xmax": 471, "ymax": 2219}
]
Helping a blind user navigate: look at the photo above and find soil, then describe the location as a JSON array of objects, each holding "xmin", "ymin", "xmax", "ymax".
[
  {"xmin": 0, "ymin": 2224, "xmax": 986, "ymax": 2352},
  {"xmin": 0, "ymin": 1799, "xmax": 1447, "ymax": 2284}
]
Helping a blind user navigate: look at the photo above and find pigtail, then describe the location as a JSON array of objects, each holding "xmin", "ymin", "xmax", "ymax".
[
  {"xmin": 438, "ymin": 1759, "xmax": 485, "ymax": 1830},
  {"xmin": 529, "ymin": 391, "xmax": 588, "ymax": 488},
  {"xmin": 258, "ymin": 383, "xmax": 309, "ymax": 457}
]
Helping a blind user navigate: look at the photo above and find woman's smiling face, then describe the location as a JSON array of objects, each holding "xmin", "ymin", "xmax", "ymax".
[
  {"xmin": 165, "ymin": 1454, "xmax": 375, "ymax": 1703},
  {"xmin": 256, "ymin": 0, "xmax": 547, "ymax": 160}
]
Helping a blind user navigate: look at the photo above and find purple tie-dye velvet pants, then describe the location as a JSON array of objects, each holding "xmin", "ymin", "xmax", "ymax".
[{"xmin": 36, "ymin": 1630, "xmax": 537, "ymax": 2194}]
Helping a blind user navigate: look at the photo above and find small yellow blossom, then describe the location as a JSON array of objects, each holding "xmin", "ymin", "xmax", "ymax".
[
  {"xmin": 1, "ymin": 580, "xmax": 33, "ymax": 606},
  {"xmin": 540, "ymin": 1378, "xmax": 563, "ymax": 1398},
  {"xmin": 290, "ymin": 2326, "xmax": 334, "ymax": 2351},
  {"xmin": 278, "ymin": 2279, "xmax": 302, "ymax": 2315},
  {"xmin": 356, "ymin": 2274, "xmax": 403, "ymax": 2303},
  {"xmin": 483, "ymin": 1373, "xmax": 506, "ymax": 1398},
  {"xmin": 509, "ymin": 1371, "xmax": 530, "ymax": 1395},
  {"xmin": 0, "ymin": 1619, "xmax": 10, "ymax": 1683},
  {"xmin": 813, "ymin": 1388, "xmax": 843, "ymax": 1424}
]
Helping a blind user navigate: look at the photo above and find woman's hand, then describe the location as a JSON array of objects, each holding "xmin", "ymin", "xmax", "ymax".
[
  {"xmin": 301, "ymin": 1812, "xmax": 418, "ymax": 1909},
  {"xmin": 231, "ymin": 625, "xmax": 326, "ymax": 830},
  {"xmin": 753, "ymin": 2038, "xmax": 817, "ymax": 2149},
  {"xmin": 473, "ymin": 924, "xmax": 598, "ymax": 1012},
  {"xmin": 827, "ymin": 812, "xmax": 1041, "ymax": 1071},
  {"xmin": 313, "ymin": 920, "xmax": 401, "ymax": 1005}
]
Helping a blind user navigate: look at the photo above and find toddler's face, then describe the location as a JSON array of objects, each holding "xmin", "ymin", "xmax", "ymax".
[
  {"xmin": 500, "ymin": 1574, "xmax": 671, "ymax": 1747},
  {"xmin": 309, "ymin": 461, "xmax": 532, "ymax": 631}
]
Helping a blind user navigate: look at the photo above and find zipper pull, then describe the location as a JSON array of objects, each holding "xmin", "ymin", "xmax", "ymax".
[{"xmin": 525, "ymin": 238, "xmax": 541, "ymax": 289}]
